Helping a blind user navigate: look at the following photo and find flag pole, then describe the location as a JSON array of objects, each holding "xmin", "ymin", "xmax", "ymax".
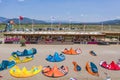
[
  {"xmin": 50, "ymin": 16, "xmax": 55, "ymax": 30},
  {"xmin": 32, "ymin": 19, "xmax": 34, "ymax": 32},
  {"xmin": 51, "ymin": 17, "xmax": 53, "ymax": 29},
  {"xmin": 83, "ymin": 24, "xmax": 86, "ymax": 32},
  {"xmin": 101, "ymin": 22, "xmax": 103, "ymax": 31},
  {"xmin": 19, "ymin": 18, "xmax": 21, "ymax": 29},
  {"xmin": 69, "ymin": 17, "xmax": 72, "ymax": 30},
  {"xmin": 19, "ymin": 16, "xmax": 24, "ymax": 30}
]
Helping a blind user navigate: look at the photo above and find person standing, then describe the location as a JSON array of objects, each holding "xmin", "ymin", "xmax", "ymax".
[
  {"xmin": 20, "ymin": 37, "xmax": 26, "ymax": 47},
  {"xmin": 104, "ymin": 72, "xmax": 111, "ymax": 80}
]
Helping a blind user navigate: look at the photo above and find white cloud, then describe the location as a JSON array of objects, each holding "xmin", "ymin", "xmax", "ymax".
[
  {"xmin": 80, "ymin": 14, "xmax": 87, "ymax": 17},
  {"xmin": 116, "ymin": 16, "xmax": 120, "ymax": 19},
  {"xmin": 18, "ymin": 0, "xmax": 25, "ymax": 2},
  {"xmin": 80, "ymin": 14, "xmax": 84, "ymax": 17}
]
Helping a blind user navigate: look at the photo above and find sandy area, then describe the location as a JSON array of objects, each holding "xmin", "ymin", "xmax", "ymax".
[{"xmin": 0, "ymin": 44, "xmax": 120, "ymax": 80}]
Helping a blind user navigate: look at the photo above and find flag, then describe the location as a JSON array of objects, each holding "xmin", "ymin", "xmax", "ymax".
[
  {"xmin": 19, "ymin": 16, "xmax": 23, "ymax": 20},
  {"xmin": 51, "ymin": 16, "xmax": 55, "ymax": 20}
]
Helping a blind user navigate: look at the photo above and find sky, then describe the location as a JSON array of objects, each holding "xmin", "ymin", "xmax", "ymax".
[{"xmin": 0, "ymin": 0, "xmax": 120, "ymax": 22}]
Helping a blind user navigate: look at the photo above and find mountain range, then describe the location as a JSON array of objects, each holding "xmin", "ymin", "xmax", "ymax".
[
  {"xmin": 0, "ymin": 17, "xmax": 46, "ymax": 24},
  {"xmin": 0, "ymin": 17, "xmax": 120, "ymax": 25}
]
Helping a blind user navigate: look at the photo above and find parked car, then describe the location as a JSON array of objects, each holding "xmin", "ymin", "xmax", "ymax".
[{"xmin": 97, "ymin": 41, "xmax": 109, "ymax": 45}]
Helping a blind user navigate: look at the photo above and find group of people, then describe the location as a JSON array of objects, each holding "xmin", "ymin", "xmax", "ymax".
[{"xmin": 73, "ymin": 36, "xmax": 97, "ymax": 44}]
